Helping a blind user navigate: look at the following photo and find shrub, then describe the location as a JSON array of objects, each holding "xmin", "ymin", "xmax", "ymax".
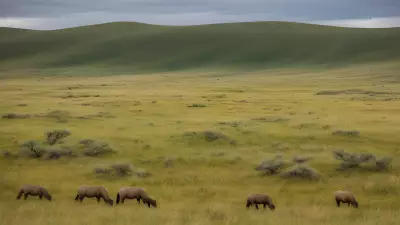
[
  {"xmin": 1, "ymin": 150, "xmax": 13, "ymax": 158},
  {"xmin": 293, "ymin": 156, "xmax": 313, "ymax": 164},
  {"xmin": 181, "ymin": 130, "xmax": 236, "ymax": 146},
  {"xmin": 252, "ymin": 116, "xmax": 289, "ymax": 123},
  {"xmin": 217, "ymin": 121, "xmax": 241, "ymax": 127},
  {"xmin": 2, "ymin": 113, "xmax": 30, "ymax": 119},
  {"xmin": 81, "ymin": 140, "xmax": 114, "ymax": 156},
  {"xmin": 164, "ymin": 157, "xmax": 175, "ymax": 168},
  {"xmin": 187, "ymin": 104, "xmax": 206, "ymax": 108},
  {"xmin": 79, "ymin": 139, "xmax": 95, "ymax": 146},
  {"xmin": 333, "ymin": 149, "xmax": 375, "ymax": 170},
  {"xmin": 203, "ymin": 131, "xmax": 228, "ymax": 142},
  {"xmin": 20, "ymin": 140, "xmax": 46, "ymax": 158},
  {"xmin": 111, "ymin": 163, "xmax": 134, "ymax": 176},
  {"xmin": 44, "ymin": 110, "xmax": 70, "ymax": 123},
  {"xmin": 332, "ymin": 130, "xmax": 360, "ymax": 137},
  {"xmin": 93, "ymin": 167, "xmax": 113, "ymax": 175},
  {"xmin": 375, "ymin": 157, "xmax": 393, "ymax": 171},
  {"xmin": 45, "ymin": 129, "xmax": 71, "ymax": 145},
  {"xmin": 93, "ymin": 163, "xmax": 149, "ymax": 178},
  {"xmin": 255, "ymin": 155, "xmax": 286, "ymax": 175},
  {"xmin": 42, "ymin": 148, "xmax": 74, "ymax": 160},
  {"xmin": 281, "ymin": 165, "xmax": 321, "ymax": 180},
  {"xmin": 135, "ymin": 168, "xmax": 151, "ymax": 178}
]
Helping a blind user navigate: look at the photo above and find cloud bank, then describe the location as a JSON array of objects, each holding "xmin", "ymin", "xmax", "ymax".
[{"xmin": 0, "ymin": 0, "xmax": 399, "ymax": 29}]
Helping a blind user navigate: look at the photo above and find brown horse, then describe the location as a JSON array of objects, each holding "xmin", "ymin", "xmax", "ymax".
[
  {"xmin": 16, "ymin": 184, "xmax": 52, "ymax": 201},
  {"xmin": 74, "ymin": 185, "xmax": 113, "ymax": 206},
  {"xmin": 116, "ymin": 187, "xmax": 157, "ymax": 208},
  {"xmin": 334, "ymin": 190, "xmax": 359, "ymax": 208}
]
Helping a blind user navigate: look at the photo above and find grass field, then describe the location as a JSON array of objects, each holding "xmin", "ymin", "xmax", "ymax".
[
  {"xmin": 1, "ymin": 61, "xmax": 400, "ymax": 225},
  {"xmin": 1, "ymin": 22, "xmax": 400, "ymax": 76}
]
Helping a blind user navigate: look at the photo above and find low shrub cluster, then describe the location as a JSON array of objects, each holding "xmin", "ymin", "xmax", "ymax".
[
  {"xmin": 333, "ymin": 149, "xmax": 392, "ymax": 171},
  {"xmin": 255, "ymin": 154, "xmax": 320, "ymax": 180}
]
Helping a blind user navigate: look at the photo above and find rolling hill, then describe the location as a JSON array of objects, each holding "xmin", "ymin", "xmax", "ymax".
[{"xmin": 0, "ymin": 21, "xmax": 400, "ymax": 75}]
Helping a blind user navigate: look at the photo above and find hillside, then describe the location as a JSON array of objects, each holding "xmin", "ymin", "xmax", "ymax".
[{"xmin": 0, "ymin": 21, "xmax": 400, "ymax": 75}]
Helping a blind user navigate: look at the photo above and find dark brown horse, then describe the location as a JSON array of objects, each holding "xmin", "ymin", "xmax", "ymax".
[
  {"xmin": 116, "ymin": 187, "xmax": 157, "ymax": 208},
  {"xmin": 246, "ymin": 194, "xmax": 275, "ymax": 210}
]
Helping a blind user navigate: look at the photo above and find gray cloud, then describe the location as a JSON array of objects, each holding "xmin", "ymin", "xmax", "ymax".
[{"xmin": 0, "ymin": 0, "xmax": 399, "ymax": 29}]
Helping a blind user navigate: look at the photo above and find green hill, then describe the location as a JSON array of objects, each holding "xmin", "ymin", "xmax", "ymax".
[{"xmin": 0, "ymin": 21, "xmax": 400, "ymax": 75}]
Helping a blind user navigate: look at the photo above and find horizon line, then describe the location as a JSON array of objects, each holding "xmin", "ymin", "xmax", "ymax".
[{"xmin": 1, "ymin": 20, "xmax": 399, "ymax": 31}]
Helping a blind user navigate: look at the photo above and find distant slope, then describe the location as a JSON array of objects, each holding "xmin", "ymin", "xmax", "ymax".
[{"xmin": 0, "ymin": 21, "xmax": 400, "ymax": 75}]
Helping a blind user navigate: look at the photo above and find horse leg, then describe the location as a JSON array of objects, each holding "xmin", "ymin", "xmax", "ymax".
[
  {"xmin": 255, "ymin": 204, "xmax": 259, "ymax": 210},
  {"xmin": 16, "ymin": 190, "xmax": 24, "ymax": 200},
  {"xmin": 39, "ymin": 194, "xmax": 43, "ymax": 200},
  {"xmin": 136, "ymin": 197, "xmax": 141, "ymax": 204},
  {"xmin": 336, "ymin": 199, "xmax": 340, "ymax": 207},
  {"xmin": 347, "ymin": 202, "xmax": 350, "ymax": 207},
  {"xmin": 148, "ymin": 203, "xmax": 151, "ymax": 208},
  {"xmin": 75, "ymin": 194, "xmax": 79, "ymax": 201},
  {"xmin": 79, "ymin": 196, "xmax": 84, "ymax": 202},
  {"xmin": 24, "ymin": 193, "xmax": 29, "ymax": 200},
  {"xmin": 121, "ymin": 197, "xmax": 125, "ymax": 204},
  {"xmin": 97, "ymin": 196, "xmax": 101, "ymax": 203},
  {"xmin": 263, "ymin": 204, "xmax": 267, "ymax": 209}
]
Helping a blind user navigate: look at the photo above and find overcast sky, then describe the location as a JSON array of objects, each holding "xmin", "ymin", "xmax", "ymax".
[{"xmin": 0, "ymin": 0, "xmax": 399, "ymax": 30}]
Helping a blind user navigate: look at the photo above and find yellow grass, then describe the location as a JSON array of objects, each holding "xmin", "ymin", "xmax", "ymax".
[{"xmin": 1, "ymin": 63, "xmax": 400, "ymax": 225}]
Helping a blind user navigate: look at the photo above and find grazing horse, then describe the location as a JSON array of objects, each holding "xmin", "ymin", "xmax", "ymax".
[
  {"xmin": 16, "ymin": 184, "xmax": 52, "ymax": 201},
  {"xmin": 75, "ymin": 185, "xmax": 113, "ymax": 206},
  {"xmin": 334, "ymin": 190, "xmax": 359, "ymax": 208},
  {"xmin": 116, "ymin": 187, "xmax": 157, "ymax": 208},
  {"xmin": 246, "ymin": 194, "xmax": 275, "ymax": 210}
]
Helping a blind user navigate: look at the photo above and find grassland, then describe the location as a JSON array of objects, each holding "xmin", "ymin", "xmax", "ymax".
[
  {"xmin": 1, "ymin": 61, "xmax": 400, "ymax": 225},
  {"xmin": 1, "ymin": 21, "xmax": 400, "ymax": 76}
]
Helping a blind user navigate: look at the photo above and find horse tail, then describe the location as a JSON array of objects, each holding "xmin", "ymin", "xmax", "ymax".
[{"xmin": 116, "ymin": 193, "xmax": 120, "ymax": 204}]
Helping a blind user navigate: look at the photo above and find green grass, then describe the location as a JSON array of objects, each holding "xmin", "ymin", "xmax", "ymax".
[
  {"xmin": 0, "ymin": 21, "xmax": 400, "ymax": 76},
  {"xmin": 1, "ymin": 62, "xmax": 400, "ymax": 224}
]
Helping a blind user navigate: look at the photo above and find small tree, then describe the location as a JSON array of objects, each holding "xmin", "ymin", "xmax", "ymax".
[
  {"xmin": 45, "ymin": 130, "xmax": 71, "ymax": 145},
  {"xmin": 20, "ymin": 140, "xmax": 46, "ymax": 158}
]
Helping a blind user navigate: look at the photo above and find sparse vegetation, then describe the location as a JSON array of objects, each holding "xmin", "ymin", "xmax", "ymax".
[
  {"xmin": 42, "ymin": 110, "xmax": 70, "ymax": 123},
  {"xmin": 2, "ymin": 113, "xmax": 31, "ymax": 119},
  {"xmin": 187, "ymin": 103, "xmax": 207, "ymax": 108},
  {"xmin": 81, "ymin": 139, "xmax": 114, "ymax": 156},
  {"xmin": 1, "ymin": 57, "xmax": 400, "ymax": 224},
  {"xmin": 332, "ymin": 130, "xmax": 360, "ymax": 137},
  {"xmin": 252, "ymin": 116, "xmax": 289, "ymax": 123},
  {"xmin": 43, "ymin": 148, "xmax": 73, "ymax": 160}
]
